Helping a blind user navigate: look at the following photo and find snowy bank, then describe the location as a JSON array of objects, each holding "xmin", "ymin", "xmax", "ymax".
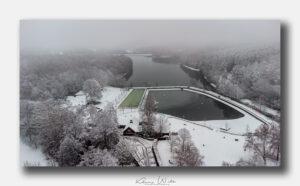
[
  {"xmin": 20, "ymin": 141, "xmax": 49, "ymax": 166},
  {"xmin": 241, "ymin": 99, "xmax": 280, "ymax": 117},
  {"xmin": 182, "ymin": 64, "xmax": 201, "ymax": 72}
]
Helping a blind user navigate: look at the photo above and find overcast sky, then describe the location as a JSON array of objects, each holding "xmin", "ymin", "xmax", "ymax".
[{"xmin": 20, "ymin": 20, "xmax": 280, "ymax": 51}]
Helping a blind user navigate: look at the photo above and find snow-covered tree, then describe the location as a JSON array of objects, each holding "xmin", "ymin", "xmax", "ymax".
[
  {"xmin": 65, "ymin": 114, "xmax": 85, "ymax": 140},
  {"xmin": 37, "ymin": 103, "xmax": 76, "ymax": 158},
  {"xmin": 155, "ymin": 116, "xmax": 170, "ymax": 136},
  {"xmin": 59, "ymin": 71, "xmax": 81, "ymax": 96},
  {"xmin": 269, "ymin": 124, "xmax": 280, "ymax": 161},
  {"xmin": 172, "ymin": 128, "xmax": 204, "ymax": 166},
  {"xmin": 221, "ymin": 161, "xmax": 234, "ymax": 167},
  {"xmin": 139, "ymin": 123, "xmax": 156, "ymax": 138},
  {"xmin": 169, "ymin": 134, "xmax": 180, "ymax": 153},
  {"xmin": 104, "ymin": 103, "xmax": 118, "ymax": 123},
  {"xmin": 218, "ymin": 76, "xmax": 245, "ymax": 99},
  {"xmin": 113, "ymin": 139, "xmax": 136, "ymax": 166},
  {"xmin": 86, "ymin": 105, "xmax": 98, "ymax": 123},
  {"xmin": 79, "ymin": 148, "xmax": 118, "ymax": 167},
  {"xmin": 47, "ymin": 78, "xmax": 67, "ymax": 99},
  {"xmin": 235, "ymin": 156, "xmax": 263, "ymax": 167},
  {"xmin": 140, "ymin": 95, "xmax": 157, "ymax": 137},
  {"xmin": 238, "ymin": 123, "xmax": 280, "ymax": 166},
  {"xmin": 83, "ymin": 79, "xmax": 102, "ymax": 104},
  {"xmin": 243, "ymin": 124, "xmax": 270, "ymax": 166},
  {"xmin": 57, "ymin": 135, "xmax": 82, "ymax": 166},
  {"xmin": 20, "ymin": 100, "xmax": 39, "ymax": 147},
  {"xmin": 178, "ymin": 128, "xmax": 192, "ymax": 149},
  {"xmin": 143, "ymin": 95, "xmax": 157, "ymax": 124},
  {"xmin": 89, "ymin": 107, "xmax": 120, "ymax": 149}
]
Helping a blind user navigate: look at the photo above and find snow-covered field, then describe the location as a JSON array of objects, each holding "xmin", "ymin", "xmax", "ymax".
[
  {"xmin": 66, "ymin": 86, "xmax": 130, "ymax": 109},
  {"xmin": 167, "ymin": 117, "xmax": 249, "ymax": 166},
  {"xmin": 20, "ymin": 141, "xmax": 49, "ymax": 167},
  {"xmin": 43, "ymin": 86, "xmax": 277, "ymax": 166}
]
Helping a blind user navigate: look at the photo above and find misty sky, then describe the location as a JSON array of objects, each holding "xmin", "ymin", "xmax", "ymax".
[{"xmin": 20, "ymin": 20, "xmax": 280, "ymax": 51}]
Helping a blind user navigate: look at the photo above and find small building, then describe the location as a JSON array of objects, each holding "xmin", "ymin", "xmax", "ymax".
[
  {"xmin": 123, "ymin": 127, "xmax": 136, "ymax": 136},
  {"xmin": 119, "ymin": 116, "xmax": 140, "ymax": 136}
]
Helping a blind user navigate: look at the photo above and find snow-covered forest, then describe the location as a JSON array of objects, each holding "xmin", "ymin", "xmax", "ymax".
[
  {"xmin": 20, "ymin": 51, "xmax": 135, "ymax": 166},
  {"xmin": 20, "ymin": 50, "xmax": 132, "ymax": 101},
  {"xmin": 180, "ymin": 46, "xmax": 280, "ymax": 110}
]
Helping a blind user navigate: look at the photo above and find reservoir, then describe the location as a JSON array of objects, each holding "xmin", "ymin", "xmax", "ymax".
[
  {"xmin": 148, "ymin": 90, "xmax": 244, "ymax": 121},
  {"xmin": 125, "ymin": 54, "xmax": 203, "ymax": 87}
]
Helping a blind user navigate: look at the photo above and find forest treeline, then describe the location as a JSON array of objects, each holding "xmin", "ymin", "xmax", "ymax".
[
  {"xmin": 20, "ymin": 50, "xmax": 132, "ymax": 101},
  {"xmin": 178, "ymin": 46, "xmax": 280, "ymax": 110}
]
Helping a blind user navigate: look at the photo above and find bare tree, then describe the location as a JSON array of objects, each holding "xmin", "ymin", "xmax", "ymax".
[
  {"xmin": 86, "ymin": 105, "xmax": 98, "ymax": 123},
  {"xmin": 143, "ymin": 95, "xmax": 157, "ymax": 124},
  {"xmin": 244, "ymin": 124, "xmax": 270, "ymax": 166},
  {"xmin": 140, "ymin": 95, "xmax": 158, "ymax": 137},
  {"xmin": 269, "ymin": 124, "xmax": 280, "ymax": 161},
  {"xmin": 235, "ymin": 156, "xmax": 263, "ymax": 167},
  {"xmin": 178, "ymin": 128, "xmax": 192, "ymax": 151},
  {"xmin": 83, "ymin": 79, "xmax": 102, "ymax": 104},
  {"xmin": 155, "ymin": 115, "xmax": 170, "ymax": 136},
  {"xmin": 172, "ymin": 128, "xmax": 204, "ymax": 166},
  {"xmin": 169, "ymin": 134, "xmax": 180, "ymax": 153}
]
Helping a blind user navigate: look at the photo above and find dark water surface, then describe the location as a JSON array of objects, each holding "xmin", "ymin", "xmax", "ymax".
[
  {"xmin": 148, "ymin": 90, "xmax": 244, "ymax": 121},
  {"xmin": 125, "ymin": 54, "xmax": 201, "ymax": 87}
]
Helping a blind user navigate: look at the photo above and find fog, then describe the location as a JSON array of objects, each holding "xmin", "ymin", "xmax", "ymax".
[{"xmin": 20, "ymin": 20, "xmax": 279, "ymax": 51}]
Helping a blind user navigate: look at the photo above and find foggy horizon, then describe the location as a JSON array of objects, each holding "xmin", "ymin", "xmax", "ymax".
[{"xmin": 20, "ymin": 20, "xmax": 280, "ymax": 52}]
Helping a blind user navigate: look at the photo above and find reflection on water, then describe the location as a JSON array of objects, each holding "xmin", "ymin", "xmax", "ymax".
[
  {"xmin": 125, "ymin": 55, "xmax": 202, "ymax": 87},
  {"xmin": 149, "ymin": 90, "xmax": 244, "ymax": 121}
]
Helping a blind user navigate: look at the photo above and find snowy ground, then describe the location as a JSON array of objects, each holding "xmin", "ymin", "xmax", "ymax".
[
  {"xmin": 165, "ymin": 116, "xmax": 250, "ymax": 166},
  {"xmin": 117, "ymin": 108, "xmax": 141, "ymax": 131},
  {"xmin": 124, "ymin": 136, "xmax": 156, "ymax": 166},
  {"xmin": 20, "ymin": 141, "xmax": 49, "ymax": 167},
  {"xmin": 64, "ymin": 86, "xmax": 277, "ymax": 166},
  {"xmin": 66, "ymin": 86, "xmax": 130, "ymax": 109},
  {"xmin": 156, "ymin": 141, "xmax": 172, "ymax": 166}
]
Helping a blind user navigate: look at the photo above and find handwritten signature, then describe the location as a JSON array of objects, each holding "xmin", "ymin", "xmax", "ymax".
[{"xmin": 135, "ymin": 176, "xmax": 176, "ymax": 185}]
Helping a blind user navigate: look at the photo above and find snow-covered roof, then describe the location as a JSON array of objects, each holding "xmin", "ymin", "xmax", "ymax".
[{"xmin": 122, "ymin": 117, "xmax": 140, "ymax": 132}]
